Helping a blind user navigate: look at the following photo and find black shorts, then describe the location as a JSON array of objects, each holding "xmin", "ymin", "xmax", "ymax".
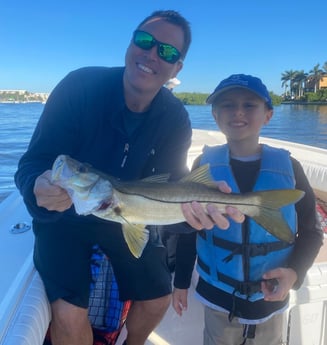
[{"xmin": 32, "ymin": 218, "xmax": 172, "ymax": 308}]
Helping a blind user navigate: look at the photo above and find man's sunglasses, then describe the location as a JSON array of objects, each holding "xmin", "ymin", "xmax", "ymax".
[{"xmin": 133, "ymin": 30, "xmax": 182, "ymax": 64}]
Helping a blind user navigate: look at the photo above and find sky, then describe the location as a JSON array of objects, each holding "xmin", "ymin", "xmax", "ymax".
[{"xmin": 1, "ymin": 0, "xmax": 326, "ymax": 95}]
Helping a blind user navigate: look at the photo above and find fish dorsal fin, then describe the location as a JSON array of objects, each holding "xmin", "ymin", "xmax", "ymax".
[
  {"xmin": 180, "ymin": 164, "xmax": 217, "ymax": 188},
  {"xmin": 141, "ymin": 174, "xmax": 170, "ymax": 183}
]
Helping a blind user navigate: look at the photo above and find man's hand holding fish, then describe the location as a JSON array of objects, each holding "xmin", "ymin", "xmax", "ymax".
[{"xmin": 34, "ymin": 170, "xmax": 73, "ymax": 212}]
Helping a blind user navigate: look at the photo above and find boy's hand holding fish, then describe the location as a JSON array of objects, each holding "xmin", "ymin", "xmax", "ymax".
[{"xmin": 181, "ymin": 181, "xmax": 245, "ymax": 230}]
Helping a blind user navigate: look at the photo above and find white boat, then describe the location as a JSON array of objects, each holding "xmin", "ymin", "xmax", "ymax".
[{"xmin": 1, "ymin": 129, "xmax": 326, "ymax": 345}]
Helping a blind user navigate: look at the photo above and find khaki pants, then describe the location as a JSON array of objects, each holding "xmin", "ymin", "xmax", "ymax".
[{"xmin": 203, "ymin": 306, "xmax": 285, "ymax": 345}]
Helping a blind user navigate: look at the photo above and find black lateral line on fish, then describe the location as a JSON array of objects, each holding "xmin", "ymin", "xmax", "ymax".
[
  {"xmin": 111, "ymin": 191, "xmax": 257, "ymax": 207},
  {"xmin": 111, "ymin": 188, "xmax": 302, "ymax": 210}
]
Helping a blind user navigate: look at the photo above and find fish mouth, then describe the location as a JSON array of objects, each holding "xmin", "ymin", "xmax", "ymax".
[{"xmin": 96, "ymin": 199, "xmax": 113, "ymax": 211}]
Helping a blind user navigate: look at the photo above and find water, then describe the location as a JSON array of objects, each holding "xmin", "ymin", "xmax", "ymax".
[
  {"xmin": 187, "ymin": 104, "xmax": 327, "ymax": 148},
  {"xmin": 1, "ymin": 103, "xmax": 327, "ymax": 202}
]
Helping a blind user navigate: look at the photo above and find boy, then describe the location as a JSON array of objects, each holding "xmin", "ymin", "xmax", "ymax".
[{"xmin": 172, "ymin": 74, "xmax": 323, "ymax": 345}]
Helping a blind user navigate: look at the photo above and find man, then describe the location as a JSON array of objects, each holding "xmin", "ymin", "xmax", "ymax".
[{"xmin": 15, "ymin": 10, "xmax": 243, "ymax": 345}]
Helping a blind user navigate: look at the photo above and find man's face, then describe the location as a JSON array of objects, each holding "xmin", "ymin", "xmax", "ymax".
[{"xmin": 124, "ymin": 18, "xmax": 184, "ymax": 94}]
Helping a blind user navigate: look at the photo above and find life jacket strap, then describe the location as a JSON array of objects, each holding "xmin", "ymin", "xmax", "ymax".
[
  {"xmin": 198, "ymin": 231, "xmax": 292, "ymax": 262},
  {"xmin": 197, "ymin": 257, "xmax": 262, "ymax": 296}
]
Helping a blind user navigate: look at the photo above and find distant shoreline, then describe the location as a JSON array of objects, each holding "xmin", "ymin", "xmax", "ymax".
[
  {"xmin": 0, "ymin": 101, "xmax": 45, "ymax": 104},
  {"xmin": 281, "ymin": 101, "xmax": 327, "ymax": 105},
  {"xmin": 1, "ymin": 100, "xmax": 327, "ymax": 106}
]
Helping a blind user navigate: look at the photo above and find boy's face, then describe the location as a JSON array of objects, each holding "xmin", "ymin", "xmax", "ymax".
[{"xmin": 212, "ymin": 88, "xmax": 273, "ymax": 142}]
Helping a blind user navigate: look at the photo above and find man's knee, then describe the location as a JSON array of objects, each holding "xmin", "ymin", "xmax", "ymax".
[
  {"xmin": 51, "ymin": 298, "xmax": 89, "ymax": 331},
  {"xmin": 125, "ymin": 295, "xmax": 172, "ymax": 342},
  {"xmin": 135, "ymin": 294, "xmax": 171, "ymax": 316}
]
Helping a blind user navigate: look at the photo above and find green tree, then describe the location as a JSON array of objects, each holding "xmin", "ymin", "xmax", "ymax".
[
  {"xmin": 269, "ymin": 92, "xmax": 283, "ymax": 106},
  {"xmin": 173, "ymin": 92, "xmax": 209, "ymax": 105},
  {"xmin": 308, "ymin": 63, "xmax": 324, "ymax": 93}
]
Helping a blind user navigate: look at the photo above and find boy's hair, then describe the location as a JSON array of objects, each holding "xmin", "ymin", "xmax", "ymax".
[{"xmin": 136, "ymin": 10, "xmax": 192, "ymax": 60}]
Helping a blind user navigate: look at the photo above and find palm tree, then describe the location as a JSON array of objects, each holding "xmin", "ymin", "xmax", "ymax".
[
  {"xmin": 293, "ymin": 70, "xmax": 307, "ymax": 98},
  {"xmin": 281, "ymin": 70, "xmax": 298, "ymax": 99},
  {"xmin": 281, "ymin": 72, "xmax": 290, "ymax": 97},
  {"xmin": 308, "ymin": 63, "xmax": 324, "ymax": 93},
  {"xmin": 323, "ymin": 61, "xmax": 327, "ymax": 74}
]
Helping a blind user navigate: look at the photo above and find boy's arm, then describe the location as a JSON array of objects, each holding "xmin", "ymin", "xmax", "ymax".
[
  {"xmin": 172, "ymin": 288, "xmax": 189, "ymax": 316},
  {"xmin": 174, "ymin": 231, "xmax": 197, "ymax": 289},
  {"xmin": 287, "ymin": 158, "xmax": 324, "ymax": 289},
  {"xmin": 260, "ymin": 157, "xmax": 322, "ymax": 300},
  {"xmin": 173, "ymin": 231, "xmax": 197, "ymax": 316}
]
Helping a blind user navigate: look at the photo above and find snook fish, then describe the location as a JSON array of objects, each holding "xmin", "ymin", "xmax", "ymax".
[{"xmin": 51, "ymin": 154, "xmax": 304, "ymax": 258}]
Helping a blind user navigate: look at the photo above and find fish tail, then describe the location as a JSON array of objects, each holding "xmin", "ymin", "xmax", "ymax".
[
  {"xmin": 249, "ymin": 189, "xmax": 304, "ymax": 243},
  {"xmin": 252, "ymin": 189, "xmax": 304, "ymax": 209},
  {"xmin": 252, "ymin": 209, "xmax": 294, "ymax": 243}
]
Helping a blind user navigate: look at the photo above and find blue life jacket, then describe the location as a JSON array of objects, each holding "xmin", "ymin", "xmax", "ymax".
[{"xmin": 196, "ymin": 144, "xmax": 297, "ymax": 301}]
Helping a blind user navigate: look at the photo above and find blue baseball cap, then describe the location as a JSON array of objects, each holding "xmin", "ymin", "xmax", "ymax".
[{"xmin": 206, "ymin": 74, "xmax": 273, "ymax": 109}]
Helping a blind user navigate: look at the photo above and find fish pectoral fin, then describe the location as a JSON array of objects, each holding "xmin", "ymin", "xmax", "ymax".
[
  {"xmin": 122, "ymin": 224, "xmax": 150, "ymax": 258},
  {"xmin": 252, "ymin": 208, "xmax": 294, "ymax": 243}
]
